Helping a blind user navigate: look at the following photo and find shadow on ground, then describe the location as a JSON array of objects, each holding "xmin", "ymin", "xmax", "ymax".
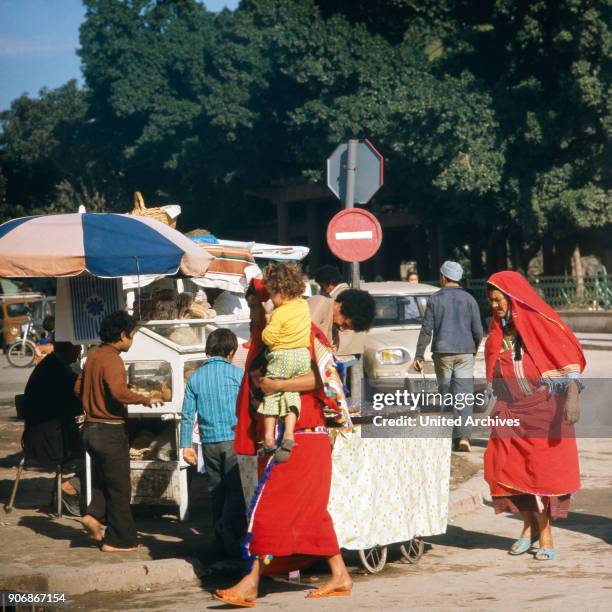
[
  {"xmin": 1, "ymin": 474, "xmax": 55, "ymax": 508},
  {"xmin": 486, "ymin": 487, "xmax": 612, "ymax": 545},
  {"xmin": 438, "ymin": 486, "xmax": 612, "ymax": 554},
  {"xmin": 428, "ymin": 525, "xmax": 515, "ymax": 551},
  {"xmin": 18, "ymin": 515, "xmax": 96, "ymax": 549},
  {"xmin": 0, "ymin": 451, "xmax": 23, "ymax": 468}
]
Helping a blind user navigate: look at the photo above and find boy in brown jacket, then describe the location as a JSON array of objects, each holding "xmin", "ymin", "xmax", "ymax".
[{"xmin": 75, "ymin": 311, "xmax": 157, "ymax": 551}]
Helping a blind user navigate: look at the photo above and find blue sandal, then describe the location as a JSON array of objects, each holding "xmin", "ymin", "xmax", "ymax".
[
  {"xmin": 509, "ymin": 534, "xmax": 539, "ymax": 556},
  {"xmin": 534, "ymin": 548, "xmax": 556, "ymax": 560}
]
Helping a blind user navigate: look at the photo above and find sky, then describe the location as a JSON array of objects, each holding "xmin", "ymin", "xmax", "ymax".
[{"xmin": 0, "ymin": 0, "xmax": 239, "ymax": 111}]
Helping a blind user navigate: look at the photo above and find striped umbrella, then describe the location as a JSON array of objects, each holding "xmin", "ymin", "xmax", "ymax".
[{"xmin": 0, "ymin": 212, "xmax": 212, "ymax": 278}]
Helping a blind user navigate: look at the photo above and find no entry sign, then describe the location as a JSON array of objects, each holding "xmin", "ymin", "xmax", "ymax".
[{"xmin": 327, "ymin": 209, "xmax": 382, "ymax": 263}]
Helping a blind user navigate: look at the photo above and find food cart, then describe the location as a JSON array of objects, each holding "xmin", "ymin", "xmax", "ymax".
[
  {"xmin": 107, "ymin": 314, "xmax": 250, "ymax": 520},
  {"xmin": 238, "ymin": 429, "xmax": 451, "ymax": 573},
  {"xmin": 113, "ymin": 239, "xmax": 310, "ymax": 520}
]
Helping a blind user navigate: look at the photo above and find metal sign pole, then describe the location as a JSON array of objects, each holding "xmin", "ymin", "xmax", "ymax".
[{"xmin": 344, "ymin": 139, "xmax": 360, "ymax": 289}]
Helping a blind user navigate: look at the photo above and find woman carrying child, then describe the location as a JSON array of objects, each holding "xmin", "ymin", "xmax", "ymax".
[{"xmin": 213, "ymin": 277, "xmax": 368, "ymax": 607}]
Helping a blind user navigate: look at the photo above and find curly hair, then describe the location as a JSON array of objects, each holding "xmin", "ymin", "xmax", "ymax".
[
  {"xmin": 336, "ymin": 289, "xmax": 376, "ymax": 332},
  {"xmin": 262, "ymin": 262, "xmax": 305, "ymax": 299}
]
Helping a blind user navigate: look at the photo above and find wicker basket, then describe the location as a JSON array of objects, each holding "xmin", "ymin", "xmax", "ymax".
[{"xmin": 131, "ymin": 192, "xmax": 179, "ymax": 228}]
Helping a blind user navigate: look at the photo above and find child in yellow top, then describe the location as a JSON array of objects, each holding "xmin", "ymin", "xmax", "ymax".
[{"xmin": 259, "ymin": 263, "xmax": 311, "ymax": 462}]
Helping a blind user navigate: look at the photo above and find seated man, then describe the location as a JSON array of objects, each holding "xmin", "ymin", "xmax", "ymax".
[{"xmin": 22, "ymin": 341, "xmax": 84, "ymax": 515}]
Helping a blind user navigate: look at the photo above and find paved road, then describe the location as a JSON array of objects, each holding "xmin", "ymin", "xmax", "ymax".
[
  {"xmin": 0, "ymin": 354, "xmax": 31, "ymax": 403},
  {"xmin": 576, "ymin": 332, "xmax": 612, "ymax": 351}
]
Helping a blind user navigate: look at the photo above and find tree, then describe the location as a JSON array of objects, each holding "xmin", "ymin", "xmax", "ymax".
[
  {"xmin": 2, "ymin": 0, "xmax": 609, "ymax": 277},
  {"xmin": 0, "ymin": 81, "xmax": 93, "ymax": 210},
  {"xmin": 453, "ymin": 0, "xmax": 612, "ymax": 270}
]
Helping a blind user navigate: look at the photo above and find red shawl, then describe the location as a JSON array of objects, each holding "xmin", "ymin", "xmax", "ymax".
[
  {"xmin": 485, "ymin": 271, "xmax": 586, "ymax": 382},
  {"xmin": 234, "ymin": 279, "xmax": 268, "ymax": 455},
  {"xmin": 234, "ymin": 279, "xmax": 341, "ymax": 455}
]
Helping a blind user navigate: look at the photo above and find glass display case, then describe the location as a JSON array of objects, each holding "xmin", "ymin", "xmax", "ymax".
[
  {"xmin": 145, "ymin": 321, "xmax": 208, "ymax": 348},
  {"xmin": 147, "ymin": 319, "xmax": 208, "ymax": 347},
  {"xmin": 183, "ymin": 359, "xmax": 206, "ymax": 384},
  {"xmin": 127, "ymin": 360, "xmax": 173, "ymax": 402}
]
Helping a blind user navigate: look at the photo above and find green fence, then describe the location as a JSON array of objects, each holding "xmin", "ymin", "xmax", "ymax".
[{"xmin": 466, "ymin": 275, "xmax": 612, "ymax": 312}]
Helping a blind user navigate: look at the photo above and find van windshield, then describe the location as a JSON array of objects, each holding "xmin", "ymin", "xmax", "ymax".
[{"xmin": 6, "ymin": 303, "xmax": 30, "ymax": 317}]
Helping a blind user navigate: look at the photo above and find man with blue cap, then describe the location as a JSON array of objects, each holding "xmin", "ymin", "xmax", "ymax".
[{"xmin": 412, "ymin": 261, "xmax": 483, "ymax": 451}]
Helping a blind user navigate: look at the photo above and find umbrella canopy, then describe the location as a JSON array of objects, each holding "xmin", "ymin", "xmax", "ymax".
[{"xmin": 0, "ymin": 213, "xmax": 212, "ymax": 278}]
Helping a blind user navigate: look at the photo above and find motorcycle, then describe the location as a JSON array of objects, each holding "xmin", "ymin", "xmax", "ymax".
[{"xmin": 7, "ymin": 314, "xmax": 39, "ymax": 368}]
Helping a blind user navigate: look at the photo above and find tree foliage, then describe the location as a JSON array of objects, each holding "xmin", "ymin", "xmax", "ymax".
[{"xmin": 0, "ymin": 0, "xmax": 609, "ymax": 272}]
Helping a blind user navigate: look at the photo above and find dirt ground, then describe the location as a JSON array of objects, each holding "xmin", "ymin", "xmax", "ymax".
[
  {"xmin": 0, "ymin": 392, "xmax": 477, "ymax": 579},
  {"xmin": 450, "ymin": 453, "xmax": 479, "ymax": 489},
  {"xmin": 68, "ymin": 480, "xmax": 612, "ymax": 612},
  {"xmin": 2, "ymin": 352, "xmax": 611, "ymax": 611}
]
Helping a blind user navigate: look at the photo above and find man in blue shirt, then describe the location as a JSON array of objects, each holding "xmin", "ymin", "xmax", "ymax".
[
  {"xmin": 412, "ymin": 261, "xmax": 484, "ymax": 452},
  {"xmin": 180, "ymin": 328, "xmax": 245, "ymax": 557}
]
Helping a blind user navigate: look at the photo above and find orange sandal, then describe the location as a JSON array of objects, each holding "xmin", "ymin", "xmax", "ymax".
[
  {"xmin": 305, "ymin": 586, "xmax": 352, "ymax": 599},
  {"xmin": 213, "ymin": 588, "xmax": 256, "ymax": 608}
]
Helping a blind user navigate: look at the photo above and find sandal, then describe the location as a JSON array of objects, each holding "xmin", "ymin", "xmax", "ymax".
[
  {"xmin": 213, "ymin": 588, "xmax": 256, "ymax": 608},
  {"xmin": 273, "ymin": 439, "xmax": 295, "ymax": 463},
  {"xmin": 509, "ymin": 533, "xmax": 539, "ymax": 556},
  {"xmin": 257, "ymin": 442, "xmax": 277, "ymax": 457},
  {"xmin": 534, "ymin": 548, "xmax": 556, "ymax": 561},
  {"xmin": 305, "ymin": 586, "xmax": 352, "ymax": 599}
]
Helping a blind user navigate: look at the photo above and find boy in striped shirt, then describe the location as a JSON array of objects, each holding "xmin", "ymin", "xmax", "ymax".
[{"xmin": 180, "ymin": 328, "xmax": 245, "ymax": 557}]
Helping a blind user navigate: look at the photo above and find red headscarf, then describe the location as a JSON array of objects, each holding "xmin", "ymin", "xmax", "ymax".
[{"xmin": 484, "ymin": 271, "xmax": 585, "ymax": 382}]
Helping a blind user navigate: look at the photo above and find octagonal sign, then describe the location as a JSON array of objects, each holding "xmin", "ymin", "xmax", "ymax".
[{"xmin": 327, "ymin": 139, "xmax": 384, "ymax": 204}]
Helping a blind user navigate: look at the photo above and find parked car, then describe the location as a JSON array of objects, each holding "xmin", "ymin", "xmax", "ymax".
[
  {"xmin": 360, "ymin": 281, "xmax": 486, "ymax": 395},
  {"xmin": 0, "ymin": 294, "xmax": 55, "ymax": 350}
]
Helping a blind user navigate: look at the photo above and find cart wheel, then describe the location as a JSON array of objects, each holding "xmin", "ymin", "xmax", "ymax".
[
  {"xmin": 400, "ymin": 538, "xmax": 424, "ymax": 563},
  {"xmin": 7, "ymin": 341, "xmax": 36, "ymax": 368},
  {"xmin": 358, "ymin": 545, "xmax": 388, "ymax": 573}
]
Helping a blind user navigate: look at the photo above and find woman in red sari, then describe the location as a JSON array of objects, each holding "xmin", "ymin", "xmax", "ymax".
[
  {"xmin": 214, "ymin": 281, "xmax": 352, "ymax": 607},
  {"xmin": 484, "ymin": 271, "xmax": 585, "ymax": 560}
]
